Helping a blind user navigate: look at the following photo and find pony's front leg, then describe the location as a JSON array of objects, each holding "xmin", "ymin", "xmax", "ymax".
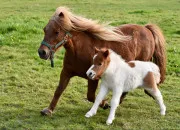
[
  {"xmin": 85, "ymin": 85, "xmax": 109, "ymax": 118},
  {"xmin": 41, "ymin": 69, "xmax": 72, "ymax": 116},
  {"xmin": 87, "ymin": 79, "xmax": 99, "ymax": 103},
  {"xmin": 106, "ymin": 89, "xmax": 122, "ymax": 125}
]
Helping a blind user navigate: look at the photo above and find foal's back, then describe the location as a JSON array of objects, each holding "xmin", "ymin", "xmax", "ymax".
[{"xmin": 128, "ymin": 60, "xmax": 161, "ymax": 84}]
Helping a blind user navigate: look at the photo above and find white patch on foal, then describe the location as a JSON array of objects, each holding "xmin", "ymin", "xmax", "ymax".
[{"xmin": 85, "ymin": 49, "xmax": 166, "ymax": 125}]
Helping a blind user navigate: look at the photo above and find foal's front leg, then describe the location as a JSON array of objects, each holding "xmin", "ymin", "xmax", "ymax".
[
  {"xmin": 85, "ymin": 85, "xmax": 109, "ymax": 118},
  {"xmin": 106, "ymin": 89, "xmax": 122, "ymax": 125},
  {"xmin": 87, "ymin": 79, "xmax": 109, "ymax": 109}
]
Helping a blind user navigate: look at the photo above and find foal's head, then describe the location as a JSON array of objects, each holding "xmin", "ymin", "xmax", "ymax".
[{"xmin": 86, "ymin": 48, "xmax": 110, "ymax": 80}]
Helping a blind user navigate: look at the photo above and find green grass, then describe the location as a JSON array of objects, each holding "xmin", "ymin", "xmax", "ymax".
[{"xmin": 0, "ymin": 0, "xmax": 180, "ymax": 129}]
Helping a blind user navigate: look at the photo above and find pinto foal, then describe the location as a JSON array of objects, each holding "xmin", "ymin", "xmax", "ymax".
[{"xmin": 85, "ymin": 48, "xmax": 166, "ymax": 125}]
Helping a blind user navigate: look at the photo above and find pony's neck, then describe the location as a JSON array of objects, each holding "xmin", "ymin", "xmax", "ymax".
[
  {"xmin": 63, "ymin": 31, "xmax": 80, "ymax": 51},
  {"xmin": 65, "ymin": 31, "xmax": 94, "ymax": 52}
]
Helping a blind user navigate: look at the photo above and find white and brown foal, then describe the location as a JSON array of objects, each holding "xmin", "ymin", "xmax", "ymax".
[{"xmin": 85, "ymin": 48, "xmax": 166, "ymax": 125}]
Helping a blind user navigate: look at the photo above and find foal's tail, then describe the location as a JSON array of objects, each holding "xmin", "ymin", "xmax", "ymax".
[{"xmin": 145, "ymin": 24, "xmax": 166, "ymax": 83}]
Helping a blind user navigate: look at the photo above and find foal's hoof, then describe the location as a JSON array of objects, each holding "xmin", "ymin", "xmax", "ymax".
[
  {"xmin": 103, "ymin": 103, "xmax": 110, "ymax": 110},
  {"xmin": 160, "ymin": 106, "xmax": 166, "ymax": 116},
  {"xmin": 106, "ymin": 119, "xmax": 113, "ymax": 125},
  {"xmin": 100, "ymin": 99, "xmax": 110, "ymax": 110},
  {"xmin": 85, "ymin": 112, "xmax": 93, "ymax": 118},
  {"xmin": 40, "ymin": 108, "xmax": 52, "ymax": 116}
]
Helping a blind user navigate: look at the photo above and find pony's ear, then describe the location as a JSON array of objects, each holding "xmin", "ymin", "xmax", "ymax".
[
  {"xmin": 103, "ymin": 50, "xmax": 109, "ymax": 58},
  {"xmin": 94, "ymin": 47, "xmax": 100, "ymax": 53},
  {"xmin": 59, "ymin": 12, "xmax": 64, "ymax": 18}
]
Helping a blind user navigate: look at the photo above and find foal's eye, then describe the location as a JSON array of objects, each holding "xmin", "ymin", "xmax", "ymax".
[{"xmin": 98, "ymin": 63, "xmax": 102, "ymax": 66}]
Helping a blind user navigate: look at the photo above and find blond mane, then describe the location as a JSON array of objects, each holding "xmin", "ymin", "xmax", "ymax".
[{"xmin": 51, "ymin": 7, "xmax": 131, "ymax": 42}]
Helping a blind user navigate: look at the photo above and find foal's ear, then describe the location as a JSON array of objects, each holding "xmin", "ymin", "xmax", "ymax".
[
  {"xmin": 94, "ymin": 47, "xmax": 100, "ymax": 53},
  {"xmin": 103, "ymin": 50, "xmax": 109, "ymax": 58},
  {"xmin": 59, "ymin": 12, "xmax": 64, "ymax": 18}
]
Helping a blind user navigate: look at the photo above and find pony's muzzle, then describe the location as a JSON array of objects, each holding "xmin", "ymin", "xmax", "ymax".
[{"xmin": 38, "ymin": 49, "xmax": 49, "ymax": 60}]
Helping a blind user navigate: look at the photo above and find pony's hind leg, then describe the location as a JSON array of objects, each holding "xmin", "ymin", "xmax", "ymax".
[
  {"xmin": 85, "ymin": 85, "xmax": 109, "ymax": 118},
  {"xmin": 145, "ymin": 87, "xmax": 166, "ymax": 115}
]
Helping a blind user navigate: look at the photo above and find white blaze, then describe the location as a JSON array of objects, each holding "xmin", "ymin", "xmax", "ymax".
[{"xmin": 86, "ymin": 65, "xmax": 96, "ymax": 79}]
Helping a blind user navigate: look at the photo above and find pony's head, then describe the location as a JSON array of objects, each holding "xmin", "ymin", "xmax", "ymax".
[
  {"xmin": 38, "ymin": 7, "xmax": 73, "ymax": 66},
  {"xmin": 86, "ymin": 48, "xmax": 110, "ymax": 80}
]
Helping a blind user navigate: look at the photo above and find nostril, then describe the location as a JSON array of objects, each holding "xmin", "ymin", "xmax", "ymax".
[
  {"xmin": 42, "ymin": 50, "xmax": 46, "ymax": 55},
  {"xmin": 38, "ymin": 49, "xmax": 46, "ymax": 56},
  {"xmin": 89, "ymin": 72, "xmax": 92, "ymax": 76}
]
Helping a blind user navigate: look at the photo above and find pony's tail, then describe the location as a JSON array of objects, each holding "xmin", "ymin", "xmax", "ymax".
[{"xmin": 145, "ymin": 24, "xmax": 166, "ymax": 83}]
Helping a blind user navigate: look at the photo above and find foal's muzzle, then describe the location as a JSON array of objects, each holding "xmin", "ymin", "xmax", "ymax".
[{"xmin": 86, "ymin": 69, "xmax": 96, "ymax": 80}]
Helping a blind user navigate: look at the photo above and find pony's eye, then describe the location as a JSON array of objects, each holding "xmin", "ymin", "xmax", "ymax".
[
  {"xmin": 99, "ymin": 63, "xmax": 102, "ymax": 66},
  {"xmin": 55, "ymin": 31, "xmax": 59, "ymax": 35}
]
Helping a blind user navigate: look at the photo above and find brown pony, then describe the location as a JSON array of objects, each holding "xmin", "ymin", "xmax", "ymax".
[{"xmin": 38, "ymin": 7, "xmax": 166, "ymax": 115}]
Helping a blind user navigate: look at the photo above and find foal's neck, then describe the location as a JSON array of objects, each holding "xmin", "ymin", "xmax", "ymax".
[{"xmin": 104, "ymin": 51, "xmax": 125, "ymax": 76}]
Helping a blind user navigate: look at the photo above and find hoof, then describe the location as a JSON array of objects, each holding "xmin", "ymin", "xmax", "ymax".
[
  {"xmin": 85, "ymin": 111, "xmax": 96, "ymax": 118},
  {"xmin": 103, "ymin": 103, "xmax": 110, "ymax": 110},
  {"xmin": 160, "ymin": 105, "xmax": 166, "ymax": 116},
  {"xmin": 85, "ymin": 113, "xmax": 92, "ymax": 118},
  {"xmin": 106, "ymin": 119, "xmax": 113, "ymax": 125},
  {"xmin": 161, "ymin": 111, "xmax": 166, "ymax": 116},
  {"xmin": 40, "ymin": 108, "xmax": 52, "ymax": 116},
  {"xmin": 160, "ymin": 109, "xmax": 166, "ymax": 116},
  {"xmin": 100, "ymin": 99, "xmax": 110, "ymax": 110}
]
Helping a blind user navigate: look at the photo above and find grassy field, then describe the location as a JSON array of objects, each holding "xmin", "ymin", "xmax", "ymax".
[{"xmin": 0, "ymin": 0, "xmax": 180, "ymax": 129}]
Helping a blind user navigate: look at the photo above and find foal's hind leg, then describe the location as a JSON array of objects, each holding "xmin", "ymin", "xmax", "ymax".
[
  {"xmin": 145, "ymin": 87, "xmax": 166, "ymax": 115},
  {"xmin": 144, "ymin": 90, "xmax": 155, "ymax": 99},
  {"xmin": 119, "ymin": 92, "xmax": 128, "ymax": 104},
  {"xmin": 143, "ymin": 72, "xmax": 166, "ymax": 115}
]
